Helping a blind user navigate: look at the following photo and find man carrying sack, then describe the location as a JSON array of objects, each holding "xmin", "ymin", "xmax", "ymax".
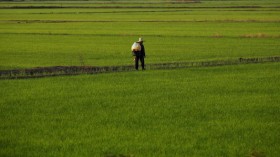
[{"xmin": 131, "ymin": 37, "xmax": 145, "ymax": 70}]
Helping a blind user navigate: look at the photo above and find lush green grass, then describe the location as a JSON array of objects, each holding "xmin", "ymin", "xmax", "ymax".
[
  {"xmin": 0, "ymin": 1, "xmax": 280, "ymax": 156},
  {"xmin": 0, "ymin": 0, "xmax": 279, "ymax": 8},
  {"xmin": 1, "ymin": 8, "xmax": 280, "ymax": 21},
  {"xmin": 1, "ymin": 21, "xmax": 280, "ymax": 36},
  {"xmin": 0, "ymin": 34, "xmax": 279, "ymax": 70},
  {"xmin": 0, "ymin": 11, "xmax": 280, "ymax": 69},
  {"xmin": 0, "ymin": 0, "xmax": 280, "ymax": 70},
  {"xmin": 0, "ymin": 62, "xmax": 279, "ymax": 156}
]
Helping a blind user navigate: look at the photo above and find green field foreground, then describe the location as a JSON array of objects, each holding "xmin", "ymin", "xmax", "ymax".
[{"xmin": 0, "ymin": 63, "xmax": 280, "ymax": 157}]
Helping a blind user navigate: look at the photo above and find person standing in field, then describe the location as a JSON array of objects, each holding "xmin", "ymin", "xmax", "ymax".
[{"xmin": 132, "ymin": 37, "xmax": 145, "ymax": 70}]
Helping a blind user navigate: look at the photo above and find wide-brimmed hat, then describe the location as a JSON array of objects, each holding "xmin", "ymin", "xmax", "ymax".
[{"xmin": 138, "ymin": 37, "xmax": 144, "ymax": 42}]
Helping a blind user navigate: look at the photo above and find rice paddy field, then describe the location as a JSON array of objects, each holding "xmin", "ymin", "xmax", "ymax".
[
  {"xmin": 0, "ymin": 0, "xmax": 280, "ymax": 69},
  {"xmin": 0, "ymin": 0, "xmax": 280, "ymax": 156}
]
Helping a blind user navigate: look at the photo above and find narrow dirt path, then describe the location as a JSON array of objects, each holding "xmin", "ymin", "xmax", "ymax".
[{"xmin": 0, "ymin": 56, "xmax": 279, "ymax": 79}]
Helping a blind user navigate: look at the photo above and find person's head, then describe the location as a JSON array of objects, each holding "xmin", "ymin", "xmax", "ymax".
[{"xmin": 137, "ymin": 37, "xmax": 144, "ymax": 44}]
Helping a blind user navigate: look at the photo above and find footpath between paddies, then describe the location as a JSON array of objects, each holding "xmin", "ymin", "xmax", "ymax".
[{"xmin": 0, "ymin": 56, "xmax": 279, "ymax": 79}]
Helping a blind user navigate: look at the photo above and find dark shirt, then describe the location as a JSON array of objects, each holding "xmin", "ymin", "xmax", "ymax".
[{"xmin": 140, "ymin": 44, "xmax": 145, "ymax": 57}]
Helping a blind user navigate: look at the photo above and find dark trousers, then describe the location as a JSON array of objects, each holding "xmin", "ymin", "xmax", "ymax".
[{"xmin": 135, "ymin": 56, "xmax": 145, "ymax": 70}]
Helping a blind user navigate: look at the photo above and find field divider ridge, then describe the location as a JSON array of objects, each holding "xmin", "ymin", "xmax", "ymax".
[{"xmin": 0, "ymin": 56, "xmax": 279, "ymax": 79}]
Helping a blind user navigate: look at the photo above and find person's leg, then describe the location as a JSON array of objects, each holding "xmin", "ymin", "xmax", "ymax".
[
  {"xmin": 135, "ymin": 56, "xmax": 139, "ymax": 70},
  {"xmin": 140, "ymin": 56, "xmax": 145, "ymax": 70}
]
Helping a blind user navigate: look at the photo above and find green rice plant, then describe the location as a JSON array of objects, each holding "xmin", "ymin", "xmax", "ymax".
[
  {"xmin": 0, "ymin": 33, "xmax": 279, "ymax": 70},
  {"xmin": 0, "ymin": 1, "xmax": 279, "ymax": 157},
  {"xmin": 0, "ymin": 62, "xmax": 279, "ymax": 156},
  {"xmin": 0, "ymin": 0, "xmax": 279, "ymax": 70}
]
